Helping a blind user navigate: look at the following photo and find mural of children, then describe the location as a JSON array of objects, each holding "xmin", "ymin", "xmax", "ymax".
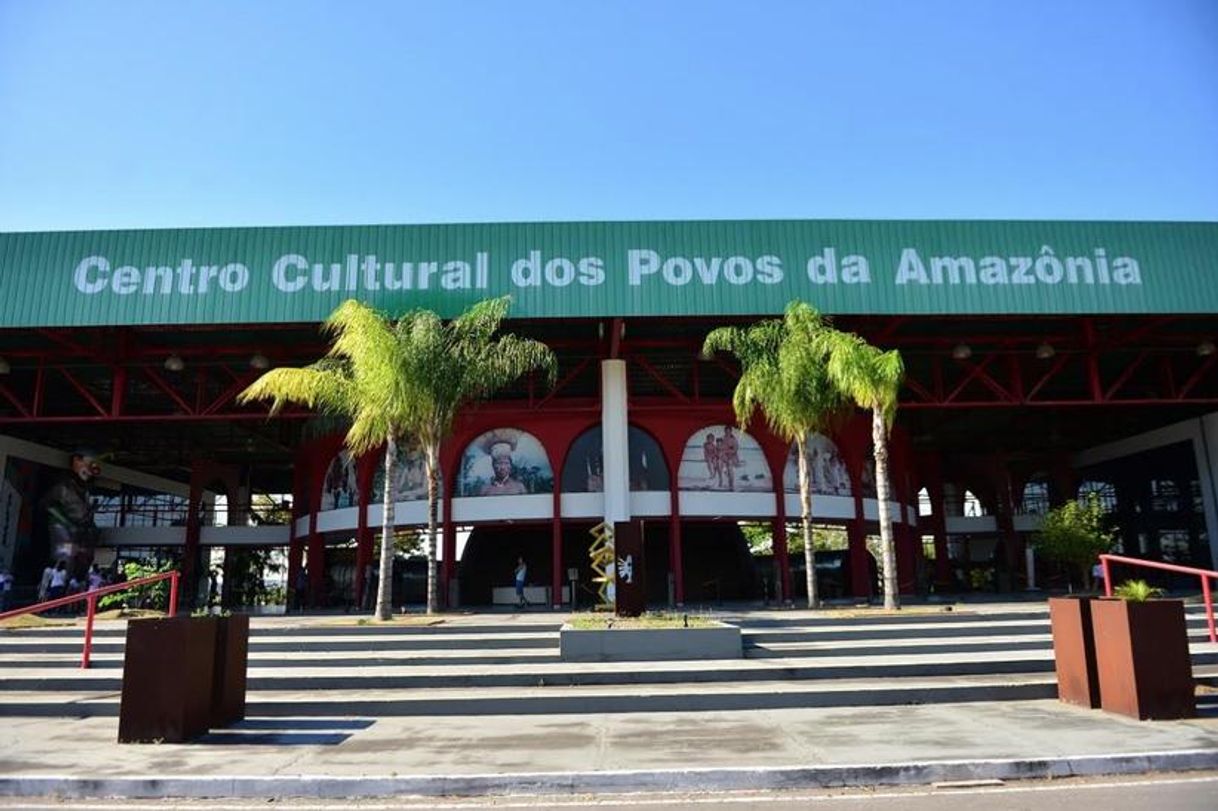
[
  {"xmin": 714, "ymin": 437, "xmax": 728, "ymax": 488},
  {"xmin": 679, "ymin": 425, "xmax": 771, "ymax": 493},
  {"xmin": 702, "ymin": 433, "xmax": 718, "ymax": 481},
  {"xmin": 722, "ymin": 426, "xmax": 741, "ymax": 469}
]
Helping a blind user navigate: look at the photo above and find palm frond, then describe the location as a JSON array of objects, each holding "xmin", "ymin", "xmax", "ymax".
[{"xmin": 238, "ymin": 365, "xmax": 355, "ymax": 417}]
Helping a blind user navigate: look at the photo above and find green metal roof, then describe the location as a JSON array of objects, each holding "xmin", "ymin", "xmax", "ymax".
[{"xmin": 2, "ymin": 219, "xmax": 1216, "ymax": 327}]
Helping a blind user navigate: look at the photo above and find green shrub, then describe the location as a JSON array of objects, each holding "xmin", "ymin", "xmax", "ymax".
[
  {"xmin": 1113, "ymin": 579, "xmax": 1164, "ymax": 602},
  {"xmin": 98, "ymin": 560, "xmax": 175, "ymax": 612},
  {"xmin": 1033, "ymin": 493, "xmax": 1115, "ymax": 588}
]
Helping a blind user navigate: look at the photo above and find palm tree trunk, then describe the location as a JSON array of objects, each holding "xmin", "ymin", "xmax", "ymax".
[
  {"xmin": 425, "ymin": 442, "xmax": 440, "ymax": 615},
  {"xmin": 375, "ymin": 438, "xmax": 397, "ymax": 621},
  {"xmin": 873, "ymin": 409, "xmax": 899, "ymax": 610},
  {"xmin": 797, "ymin": 434, "xmax": 819, "ymax": 609}
]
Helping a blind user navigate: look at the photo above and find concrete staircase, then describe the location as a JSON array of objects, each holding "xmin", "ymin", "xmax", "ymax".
[{"xmin": 2, "ymin": 605, "xmax": 1217, "ymax": 718}]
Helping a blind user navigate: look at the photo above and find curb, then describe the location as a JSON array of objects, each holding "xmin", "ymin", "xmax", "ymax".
[{"xmin": 4, "ymin": 749, "xmax": 1218, "ymax": 799}]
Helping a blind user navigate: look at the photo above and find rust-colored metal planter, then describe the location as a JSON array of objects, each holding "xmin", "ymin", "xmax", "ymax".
[
  {"xmin": 118, "ymin": 616, "xmax": 218, "ymax": 743},
  {"xmin": 211, "ymin": 614, "xmax": 249, "ymax": 727},
  {"xmin": 1048, "ymin": 596, "xmax": 1101, "ymax": 708},
  {"xmin": 1091, "ymin": 598, "xmax": 1196, "ymax": 720}
]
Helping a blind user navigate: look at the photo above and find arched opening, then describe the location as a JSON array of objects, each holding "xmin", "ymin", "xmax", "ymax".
[{"xmin": 1018, "ymin": 477, "xmax": 1050, "ymax": 515}]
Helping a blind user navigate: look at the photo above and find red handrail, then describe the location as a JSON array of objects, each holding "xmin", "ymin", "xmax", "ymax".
[
  {"xmin": 1099, "ymin": 553, "xmax": 1217, "ymax": 643},
  {"xmin": 0, "ymin": 571, "xmax": 180, "ymax": 668}
]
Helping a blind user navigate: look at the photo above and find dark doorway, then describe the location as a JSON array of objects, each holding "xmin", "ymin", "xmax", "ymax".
[
  {"xmin": 679, "ymin": 521, "xmax": 759, "ymax": 604},
  {"xmin": 458, "ymin": 524, "xmax": 553, "ymax": 605}
]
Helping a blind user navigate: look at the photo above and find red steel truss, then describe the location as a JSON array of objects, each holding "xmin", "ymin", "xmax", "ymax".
[{"xmin": 1, "ymin": 315, "xmax": 1218, "ymax": 423}]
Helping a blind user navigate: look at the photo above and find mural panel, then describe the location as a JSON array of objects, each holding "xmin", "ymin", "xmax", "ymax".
[
  {"xmin": 459, "ymin": 428, "xmax": 553, "ymax": 497},
  {"xmin": 367, "ymin": 446, "xmax": 441, "ymax": 504},
  {"xmin": 321, "ymin": 449, "xmax": 358, "ymax": 510},
  {"xmin": 562, "ymin": 426, "xmax": 670, "ymax": 493},
  {"xmin": 783, "ymin": 434, "xmax": 852, "ymax": 496},
  {"xmin": 678, "ymin": 425, "xmax": 771, "ymax": 492}
]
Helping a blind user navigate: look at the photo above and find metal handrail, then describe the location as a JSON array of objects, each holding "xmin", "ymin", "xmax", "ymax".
[
  {"xmin": 0, "ymin": 571, "xmax": 180, "ymax": 668},
  {"xmin": 1099, "ymin": 553, "xmax": 1217, "ymax": 643}
]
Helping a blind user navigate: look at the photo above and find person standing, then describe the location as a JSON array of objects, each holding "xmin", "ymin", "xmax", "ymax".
[
  {"xmin": 514, "ymin": 557, "xmax": 528, "ymax": 608},
  {"xmin": 0, "ymin": 569, "xmax": 13, "ymax": 612},
  {"xmin": 38, "ymin": 562, "xmax": 54, "ymax": 602},
  {"xmin": 294, "ymin": 566, "xmax": 309, "ymax": 611},
  {"xmin": 47, "ymin": 561, "xmax": 68, "ymax": 614}
]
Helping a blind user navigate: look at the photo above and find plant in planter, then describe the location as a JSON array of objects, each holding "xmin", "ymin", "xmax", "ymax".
[
  {"xmin": 1041, "ymin": 494, "xmax": 1116, "ymax": 709},
  {"xmin": 559, "ymin": 611, "xmax": 742, "ymax": 662},
  {"xmin": 1113, "ymin": 580, "xmax": 1163, "ymax": 601},
  {"xmin": 1032, "ymin": 493, "xmax": 1115, "ymax": 592},
  {"xmin": 1091, "ymin": 579, "xmax": 1195, "ymax": 720}
]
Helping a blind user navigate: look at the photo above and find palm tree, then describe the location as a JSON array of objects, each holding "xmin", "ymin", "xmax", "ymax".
[
  {"xmin": 239, "ymin": 300, "xmax": 419, "ymax": 620},
  {"xmin": 387, "ymin": 296, "xmax": 555, "ymax": 614},
  {"xmin": 822, "ymin": 329, "xmax": 905, "ymax": 610},
  {"xmin": 703, "ymin": 302, "xmax": 848, "ymax": 608},
  {"xmin": 239, "ymin": 296, "xmax": 555, "ymax": 618}
]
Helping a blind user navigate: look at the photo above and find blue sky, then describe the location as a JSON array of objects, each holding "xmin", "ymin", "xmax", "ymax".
[{"xmin": 1, "ymin": 0, "xmax": 1216, "ymax": 232}]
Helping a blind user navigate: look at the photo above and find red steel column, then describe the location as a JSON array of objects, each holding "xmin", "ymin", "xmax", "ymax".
[
  {"xmin": 892, "ymin": 458, "xmax": 917, "ymax": 595},
  {"xmin": 895, "ymin": 522, "xmax": 917, "ymax": 595},
  {"xmin": 306, "ymin": 456, "xmax": 325, "ymax": 608},
  {"xmin": 669, "ymin": 486, "xmax": 685, "ymax": 606},
  {"xmin": 307, "ymin": 530, "xmax": 325, "ymax": 607},
  {"xmin": 354, "ymin": 455, "xmax": 373, "ymax": 610},
  {"xmin": 182, "ymin": 476, "xmax": 203, "ymax": 609},
  {"xmin": 551, "ymin": 488, "xmax": 563, "ymax": 609},
  {"xmin": 848, "ymin": 465, "xmax": 871, "ymax": 599},
  {"xmin": 847, "ymin": 518, "xmax": 870, "ymax": 599},
  {"xmin": 287, "ymin": 460, "xmax": 306, "ymax": 613},
  {"xmin": 926, "ymin": 456, "xmax": 952, "ymax": 589},
  {"xmin": 441, "ymin": 475, "xmax": 456, "ymax": 609},
  {"xmin": 772, "ymin": 517, "xmax": 790, "ymax": 603}
]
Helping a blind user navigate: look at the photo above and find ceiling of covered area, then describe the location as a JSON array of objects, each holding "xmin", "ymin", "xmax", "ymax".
[{"xmin": 2, "ymin": 314, "xmax": 1218, "ymax": 492}]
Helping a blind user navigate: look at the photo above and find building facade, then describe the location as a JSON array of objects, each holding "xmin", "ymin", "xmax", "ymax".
[{"xmin": 2, "ymin": 219, "xmax": 1217, "ymax": 608}]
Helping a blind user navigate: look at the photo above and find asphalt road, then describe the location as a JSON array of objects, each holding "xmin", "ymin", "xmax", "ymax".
[{"xmin": 4, "ymin": 773, "xmax": 1218, "ymax": 810}]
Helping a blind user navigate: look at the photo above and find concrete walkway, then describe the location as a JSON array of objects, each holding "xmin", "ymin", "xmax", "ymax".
[
  {"xmin": 3, "ymin": 604, "xmax": 1218, "ymax": 798},
  {"xmin": 3, "ymin": 698, "xmax": 1218, "ymax": 797}
]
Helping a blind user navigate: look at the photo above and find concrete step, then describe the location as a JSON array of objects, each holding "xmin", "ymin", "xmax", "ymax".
[
  {"xmin": 3, "ymin": 606, "xmax": 1215, "ymax": 719},
  {"xmin": 0, "ymin": 673, "xmax": 1067, "ymax": 718},
  {"xmin": 4, "ymin": 643, "xmax": 1216, "ymax": 693}
]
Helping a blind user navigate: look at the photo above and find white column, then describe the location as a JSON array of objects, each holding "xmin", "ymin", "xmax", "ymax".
[{"xmin": 601, "ymin": 360, "xmax": 630, "ymax": 524}]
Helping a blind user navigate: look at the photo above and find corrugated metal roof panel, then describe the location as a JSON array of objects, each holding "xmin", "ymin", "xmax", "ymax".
[{"xmin": 1, "ymin": 219, "xmax": 1215, "ymax": 327}]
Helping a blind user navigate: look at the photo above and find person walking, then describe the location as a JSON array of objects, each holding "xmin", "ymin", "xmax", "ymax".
[
  {"xmin": 47, "ymin": 561, "xmax": 68, "ymax": 614},
  {"xmin": 513, "ymin": 557, "xmax": 528, "ymax": 608}
]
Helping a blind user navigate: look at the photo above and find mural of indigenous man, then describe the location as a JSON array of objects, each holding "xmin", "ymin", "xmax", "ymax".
[
  {"xmin": 460, "ymin": 428, "xmax": 553, "ymax": 497},
  {"xmin": 480, "ymin": 438, "xmax": 528, "ymax": 496},
  {"xmin": 39, "ymin": 450, "xmax": 101, "ymax": 578}
]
